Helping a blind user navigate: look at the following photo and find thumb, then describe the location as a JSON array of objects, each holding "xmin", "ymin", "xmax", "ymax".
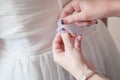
[
  {"xmin": 61, "ymin": 30, "xmax": 74, "ymax": 51},
  {"xmin": 62, "ymin": 11, "xmax": 92, "ymax": 24}
]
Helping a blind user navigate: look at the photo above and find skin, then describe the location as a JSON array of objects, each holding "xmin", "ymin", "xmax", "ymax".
[
  {"xmin": 60, "ymin": 0, "xmax": 120, "ymax": 26},
  {"xmin": 52, "ymin": 0, "xmax": 120, "ymax": 79},
  {"xmin": 52, "ymin": 30, "xmax": 108, "ymax": 80}
]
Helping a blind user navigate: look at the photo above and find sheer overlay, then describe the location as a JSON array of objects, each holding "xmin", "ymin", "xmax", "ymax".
[{"xmin": 0, "ymin": 0, "xmax": 120, "ymax": 80}]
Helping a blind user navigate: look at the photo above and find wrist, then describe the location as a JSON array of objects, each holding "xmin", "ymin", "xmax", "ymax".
[
  {"xmin": 72, "ymin": 63, "xmax": 95, "ymax": 80},
  {"xmin": 87, "ymin": 72, "xmax": 109, "ymax": 80}
]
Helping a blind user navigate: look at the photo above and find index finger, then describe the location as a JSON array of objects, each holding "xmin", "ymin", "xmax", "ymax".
[
  {"xmin": 60, "ymin": 0, "xmax": 81, "ymax": 18},
  {"xmin": 52, "ymin": 32, "xmax": 63, "ymax": 53},
  {"xmin": 60, "ymin": 1, "xmax": 74, "ymax": 18}
]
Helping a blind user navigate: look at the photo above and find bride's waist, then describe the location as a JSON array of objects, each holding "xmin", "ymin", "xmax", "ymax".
[
  {"xmin": 0, "ymin": 24, "xmax": 99, "ymax": 57},
  {"xmin": 0, "ymin": 37, "xmax": 52, "ymax": 57},
  {"xmin": 0, "ymin": 25, "xmax": 98, "ymax": 40},
  {"xmin": 65, "ymin": 24, "xmax": 98, "ymax": 40}
]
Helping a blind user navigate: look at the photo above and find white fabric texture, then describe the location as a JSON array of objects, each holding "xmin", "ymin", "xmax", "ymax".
[{"xmin": 0, "ymin": 0, "xmax": 120, "ymax": 80}]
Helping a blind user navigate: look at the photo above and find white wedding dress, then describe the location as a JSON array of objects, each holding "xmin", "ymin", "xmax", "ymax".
[{"xmin": 0, "ymin": 0, "xmax": 120, "ymax": 80}]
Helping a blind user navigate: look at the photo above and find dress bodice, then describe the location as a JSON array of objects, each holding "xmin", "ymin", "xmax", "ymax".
[
  {"xmin": 0, "ymin": 0, "xmax": 98, "ymax": 56},
  {"xmin": 0, "ymin": 1, "xmax": 120, "ymax": 80},
  {"xmin": 0, "ymin": 0, "xmax": 70, "ymax": 39},
  {"xmin": 0, "ymin": 0, "xmax": 72, "ymax": 56}
]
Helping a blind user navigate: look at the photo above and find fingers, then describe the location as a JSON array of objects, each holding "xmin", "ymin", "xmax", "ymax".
[
  {"xmin": 75, "ymin": 20, "xmax": 98, "ymax": 26},
  {"xmin": 60, "ymin": 1, "xmax": 81, "ymax": 18},
  {"xmin": 52, "ymin": 32, "xmax": 64, "ymax": 54},
  {"xmin": 66, "ymin": 12, "xmax": 97, "ymax": 26},
  {"xmin": 52, "ymin": 29, "xmax": 76, "ymax": 54},
  {"xmin": 75, "ymin": 35, "xmax": 82, "ymax": 50},
  {"xmin": 61, "ymin": 11, "xmax": 89, "ymax": 24},
  {"xmin": 60, "ymin": 1, "xmax": 74, "ymax": 18},
  {"xmin": 60, "ymin": 0, "xmax": 99, "ymax": 25},
  {"xmin": 53, "ymin": 29, "xmax": 83, "ymax": 54},
  {"xmin": 61, "ymin": 30, "xmax": 74, "ymax": 50}
]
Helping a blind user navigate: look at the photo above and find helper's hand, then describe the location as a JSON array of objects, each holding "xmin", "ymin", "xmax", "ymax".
[
  {"xmin": 60, "ymin": 0, "xmax": 120, "ymax": 26},
  {"xmin": 52, "ymin": 30, "xmax": 95, "ymax": 80}
]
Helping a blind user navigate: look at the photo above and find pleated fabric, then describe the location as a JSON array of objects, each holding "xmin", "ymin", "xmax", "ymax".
[{"xmin": 0, "ymin": 0, "xmax": 120, "ymax": 80}]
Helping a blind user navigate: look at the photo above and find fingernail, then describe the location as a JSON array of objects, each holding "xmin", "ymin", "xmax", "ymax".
[
  {"xmin": 73, "ymin": 33, "xmax": 77, "ymax": 35},
  {"xmin": 72, "ymin": 33, "xmax": 77, "ymax": 37},
  {"xmin": 93, "ymin": 20, "xmax": 98, "ymax": 24},
  {"xmin": 77, "ymin": 35, "xmax": 82, "ymax": 39},
  {"xmin": 86, "ymin": 24, "xmax": 91, "ymax": 27},
  {"xmin": 69, "ymin": 32, "xmax": 72, "ymax": 35},
  {"xmin": 61, "ymin": 19, "xmax": 65, "ymax": 24},
  {"xmin": 95, "ymin": 21, "xmax": 98, "ymax": 24},
  {"xmin": 87, "ymin": 24, "xmax": 90, "ymax": 27},
  {"xmin": 79, "ymin": 34, "xmax": 82, "ymax": 37},
  {"xmin": 60, "ymin": 28, "xmax": 66, "ymax": 32}
]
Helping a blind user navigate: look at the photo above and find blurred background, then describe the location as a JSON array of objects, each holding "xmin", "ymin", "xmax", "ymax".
[{"xmin": 108, "ymin": 17, "xmax": 120, "ymax": 53}]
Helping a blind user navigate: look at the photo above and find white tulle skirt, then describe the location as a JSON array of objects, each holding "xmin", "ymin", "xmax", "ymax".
[{"xmin": 0, "ymin": 20, "xmax": 120, "ymax": 80}]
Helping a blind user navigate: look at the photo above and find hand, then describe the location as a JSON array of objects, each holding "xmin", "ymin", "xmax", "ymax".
[
  {"xmin": 52, "ymin": 30, "xmax": 95, "ymax": 80},
  {"xmin": 60, "ymin": 0, "xmax": 120, "ymax": 26}
]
